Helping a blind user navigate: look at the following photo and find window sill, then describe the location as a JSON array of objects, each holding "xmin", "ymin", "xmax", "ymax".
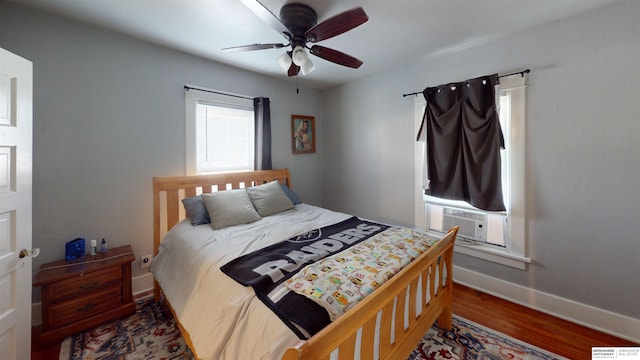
[{"xmin": 454, "ymin": 241, "xmax": 531, "ymax": 270}]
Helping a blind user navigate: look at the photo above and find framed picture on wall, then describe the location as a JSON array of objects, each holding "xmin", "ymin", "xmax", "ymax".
[{"xmin": 292, "ymin": 115, "xmax": 315, "ymax": 154}]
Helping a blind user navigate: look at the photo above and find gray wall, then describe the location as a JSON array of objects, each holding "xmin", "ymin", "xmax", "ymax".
[
  {"xmin": 2, "ymin": 0, "xmax": 638, "ymax": 322},
  {"xmin": 321, "ymin": 0, "xmax": 640, "ymax": 319},
  {"xmin": 0, "ymin": 3, "xmax": 324, "ymax": 301}
]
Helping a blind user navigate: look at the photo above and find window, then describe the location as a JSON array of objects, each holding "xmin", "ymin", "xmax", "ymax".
[
  {"xmin": 186, "ymin": 88, "xmax": 255, "ymax": 175},
  {"xmin": 414, "ymin": 74, "xmax": 530, "ymax": 269}
]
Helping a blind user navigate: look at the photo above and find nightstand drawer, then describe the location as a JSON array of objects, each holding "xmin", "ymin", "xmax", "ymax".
[
  {"xmin": 47, "ymin": 286, "xmax": 123, "ymax": 329},
  {"xmin": 48, "ymin": 266, "xmax": 122, "ymax": 304},
  {"xmin": 35, "ymin": 245, "xmax": 136, "ymax": 345}
]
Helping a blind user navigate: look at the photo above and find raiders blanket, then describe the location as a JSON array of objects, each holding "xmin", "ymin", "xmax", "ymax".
[{"xmin": 220, "ymin": 217, "xmax": 389, "ymax": 339}]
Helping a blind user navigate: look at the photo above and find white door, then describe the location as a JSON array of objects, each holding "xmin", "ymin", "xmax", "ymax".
[{"xmin": 0, "ymin": 47, "xmax": 33, "ymax": 360}]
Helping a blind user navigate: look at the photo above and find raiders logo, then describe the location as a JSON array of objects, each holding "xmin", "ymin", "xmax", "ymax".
[{"xmin": 288, "ymin": 229, "xmax": 322, "ymax": 243}]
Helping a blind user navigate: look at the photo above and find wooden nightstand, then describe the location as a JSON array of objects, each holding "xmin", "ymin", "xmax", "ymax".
[{"xmin": 34, "ymin": 245, "xmax": 136, "ymax": 345}]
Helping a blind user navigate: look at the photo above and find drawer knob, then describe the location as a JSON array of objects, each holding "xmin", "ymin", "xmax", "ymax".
[
  {"xmin": 79, "ymin": 281, "xmax": 99, "ymax": 290},
  {"xmin": 78, "ymin": 303, "xmax": 97, "ymax": 312}
]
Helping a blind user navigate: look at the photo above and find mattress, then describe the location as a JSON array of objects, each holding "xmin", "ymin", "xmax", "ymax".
[{"xmin": 150, "ymin": 203, "xmax": 351, "ymax": 360}]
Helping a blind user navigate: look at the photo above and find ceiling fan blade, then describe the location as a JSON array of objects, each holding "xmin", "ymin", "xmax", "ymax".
[
  {"xmin": 240, "ymin": 0, "xmax": 291, "ymax": 39},
  {"xmin": 222, "ymin": 43, "xmax": 287, "ymax": 53},
  {"xmin": 304, "ymin": 6, "xmax": 368, "ymax": 43},
  {"xmin": 309, "ymin": 45, "xmax": 363, "ymax": 68},
  {"xmin": 287, "ymin": 63, "xmax": 300, "ymax": 77}
]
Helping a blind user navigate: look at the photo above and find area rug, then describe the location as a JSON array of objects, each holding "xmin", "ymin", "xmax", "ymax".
[
  {"xmin": 58, "ymin": 297, "xmax": 193, "ymax": 360},
  {"xmin": 60, "ymin": 300, "xmax": 566, "ymax": 360},
  {"xmin": 409, "ymin": 315, "xmax": 568, "ymax": 360}
]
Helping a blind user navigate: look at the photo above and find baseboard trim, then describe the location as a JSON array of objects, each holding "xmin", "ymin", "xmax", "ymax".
[
  {"xmin": 453, "ymin": 265, "xmax": 640, "ymax": 343},
  {"xmin": 32, "ymin": 303, "xmax": 41, "ymax": 326},
  {"xmin": 132, "ymin": 272, "xmax": 154, "ymax": 296}
]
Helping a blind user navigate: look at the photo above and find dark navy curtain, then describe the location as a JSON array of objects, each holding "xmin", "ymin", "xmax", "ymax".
[
  {"xmin": 254, "ymin": 97, "xmax": 272, "ymax": 170},
  {"xmin": 416, "ymin": 74, "xmax": 505, "ymax": 211}
]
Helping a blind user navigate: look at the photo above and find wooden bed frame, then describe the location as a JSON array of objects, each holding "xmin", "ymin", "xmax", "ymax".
[{"xmin": 152, "ymin": 168, "xmax": 458, "ymax": 360}]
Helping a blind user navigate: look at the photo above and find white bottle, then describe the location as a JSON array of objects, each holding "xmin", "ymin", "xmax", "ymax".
[{"xmin": 90, "ymin": 239, "xmax": 97, "ymax": 256}]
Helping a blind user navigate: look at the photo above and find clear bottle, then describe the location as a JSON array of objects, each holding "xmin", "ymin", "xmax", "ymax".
[{"xmin": 100, "ymin": 238, "xmax": 108, "ymax": 253}]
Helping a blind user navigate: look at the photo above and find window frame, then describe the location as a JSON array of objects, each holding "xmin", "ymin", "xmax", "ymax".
[
  {"xmin": 185, "ymin": 87, "xmax": 255, "ymax": 175},
  {"xmin": 414, "ymin": 74, "xmax": 530, "ymax": 269}
]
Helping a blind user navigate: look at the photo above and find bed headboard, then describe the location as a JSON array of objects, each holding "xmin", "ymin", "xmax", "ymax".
[{"xmin": 152, "ymin": 168, "xmax": 292, "ymax": 257}]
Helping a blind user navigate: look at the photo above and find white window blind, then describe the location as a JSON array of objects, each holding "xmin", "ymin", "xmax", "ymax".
[
  {"xmin": 185, "ymin": 87, "xmax": 254, "ymax": 175},
  {"xmin": 196, "ymin": 102, "xmax": 254, "ymax": 173}
]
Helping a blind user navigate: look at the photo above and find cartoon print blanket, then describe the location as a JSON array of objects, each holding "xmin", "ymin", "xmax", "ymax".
[
  {"xmin": 220, "ymin": 217, "xmax": 389, "ymax": 339},
  {"xmin": 284, "ymin": 227, "xmax": 439, "ymax": 320}
]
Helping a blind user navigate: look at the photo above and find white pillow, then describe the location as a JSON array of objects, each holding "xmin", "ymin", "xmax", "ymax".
[
  {"xmin": 202, "ymin": 189, "xmax": 261, "ymax": 230},
  {"xmin": 246, "ymin": 180, "xmax": 294, "ymax": 217}
]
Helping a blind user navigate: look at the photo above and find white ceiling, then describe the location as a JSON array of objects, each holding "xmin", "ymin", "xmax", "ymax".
[{"xmin": 10, "ymin": 0, "xmax": 618, "ymax": 89}]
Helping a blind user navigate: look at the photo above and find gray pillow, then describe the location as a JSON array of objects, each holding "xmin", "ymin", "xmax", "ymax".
[
  {"xmin": 247, "ymin": 180, "xmax": 294, "ymax": 217},
  {"xmin": 181, "ymin": 196, "xmax": 211, "ymax": 225},
  {"xmin": 280, "ymin": 183, "xmax": 301, "ymax": 205},
  {"xmin": 202, "ymin": 189, "xmax": 261, "ymax": 230}
]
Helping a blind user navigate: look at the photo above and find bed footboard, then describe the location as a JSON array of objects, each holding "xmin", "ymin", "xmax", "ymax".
[{"xmin": 281, "ymin": 226, "xmax": 458, "ymax": 360}]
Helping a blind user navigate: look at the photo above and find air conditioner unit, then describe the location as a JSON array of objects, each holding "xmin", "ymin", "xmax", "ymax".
[
  {"xmin": 426, "ymin": 203, "xmax": 506, "ymax": 245},
  {"xmin": 443, "ymin": 206, "xmax": 487, "ymax": 241}
]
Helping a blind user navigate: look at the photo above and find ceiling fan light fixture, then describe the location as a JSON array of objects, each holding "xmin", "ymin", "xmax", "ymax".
[
  {"xmin": 300, "ymin": 58, "xmax": 315, "ymax": 75},
  {"xmin": 291, "ymin": 45, "xmax": 308, "ymax": 66},
  {"xmin": 277, "ymin": 52, "xmax": 292, "ymax": 71}
]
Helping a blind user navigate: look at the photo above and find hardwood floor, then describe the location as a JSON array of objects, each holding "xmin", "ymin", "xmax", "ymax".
[
  {"xmin": 451, "ymin": 283, "xmax": 636, "ymax": 359},
  {"xmin": 33, "ymin": 283, "xmax": 636, "ymax": 360}
]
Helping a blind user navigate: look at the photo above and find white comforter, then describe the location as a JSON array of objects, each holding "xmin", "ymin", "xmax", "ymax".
[{"xmin": 150, "ymin": 203, "xmax": 351, "ymax": 360}]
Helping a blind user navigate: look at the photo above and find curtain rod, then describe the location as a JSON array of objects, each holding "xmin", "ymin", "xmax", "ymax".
[
  {"xmin": 402, "ymin": 69, "xmax": 530, "ymax": 98},
  {"xmin": 184, "ymin": 85, "xmax": 254, "ymax": 100}
]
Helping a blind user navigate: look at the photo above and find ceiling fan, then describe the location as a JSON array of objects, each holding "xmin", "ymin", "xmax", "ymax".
[{"xmin": 222, "ymin": 0, "xmax": 369, "ymax": 76}]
